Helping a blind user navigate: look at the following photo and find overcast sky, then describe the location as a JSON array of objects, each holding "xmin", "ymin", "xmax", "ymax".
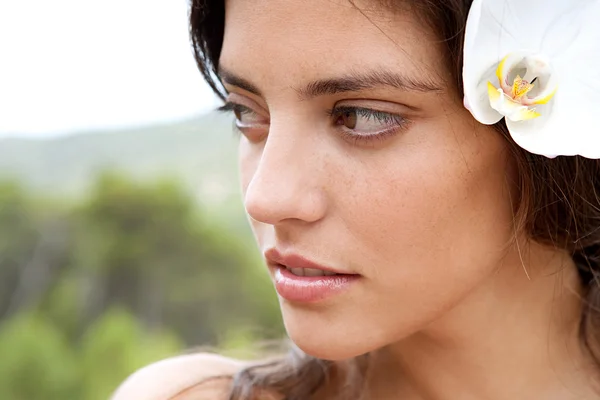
[{"xmin": 0, "ymin": 0, "xmax": 220, "ymax": 138}]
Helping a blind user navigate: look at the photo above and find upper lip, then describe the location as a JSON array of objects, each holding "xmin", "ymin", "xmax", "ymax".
[{"xmin": 264, "ymin": 248, "xmax": 353, "ymax": 275}]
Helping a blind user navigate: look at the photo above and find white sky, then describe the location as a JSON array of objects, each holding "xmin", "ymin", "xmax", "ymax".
[{"xmin": 0, "ymin": 0, "xmax": 220, "ymax": 138}]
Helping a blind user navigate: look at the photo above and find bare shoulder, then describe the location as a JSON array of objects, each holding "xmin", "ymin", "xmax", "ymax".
[{"xmin": 110, "ymin": 353, "xmax": 246, "ymax": 400}]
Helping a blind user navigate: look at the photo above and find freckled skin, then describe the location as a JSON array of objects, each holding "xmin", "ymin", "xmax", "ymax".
[
  {"xmin": 221, "ymin": 0, "xmax": 513, "ymax": 358},
  {"xmin": 219, "ymin": 1, "xmax": 593, "ymax": 398}
]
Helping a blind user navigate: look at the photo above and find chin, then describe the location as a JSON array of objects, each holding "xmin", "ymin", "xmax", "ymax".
[
  {"xmin": 280, "ymin": 304, "xmax": 391, "ymax": 361},
  {"xmin": 288, "ymin": 332, "xmax": 367, "ymax": 361}
]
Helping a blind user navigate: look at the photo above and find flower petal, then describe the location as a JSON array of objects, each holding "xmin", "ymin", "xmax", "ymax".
[
  {"xmin": 463, "ymin": 0, "xmax": 592, "ymax": 125},
  {"xmin": 488, "ymin": 87, "xmax": 540, "ymax": 122},
  {"xmin": 506, "ymin": 107, "xmax": 540, "ymax": 122},
  {"xmin": 506, "ymin": 77, "xmax": 600, "ymax": 159},
  {"xmin": 506, "ymin": 1, "xmax": 600, "ymax": 159}
]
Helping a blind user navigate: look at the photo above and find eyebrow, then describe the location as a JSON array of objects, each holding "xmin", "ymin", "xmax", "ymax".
[
  {"xmin": 218, "ymin": 67, "xmax": 444, "ymax": 100},
  {"xmin": 297, "ymin": 70, "xmax": 444, "ymax": 99},
  {"xmin": 219, "ymin": 67, "xmax": 263, "ymax": 96}
]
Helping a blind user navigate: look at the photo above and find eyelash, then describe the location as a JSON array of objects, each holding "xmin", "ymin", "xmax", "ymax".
[
  {"xmin": 217, "ymin": 102, "xmax": 256, "ymax": 137},
  {"xmin": 218, "ymin": 102, "xmax": 251, "ymax": 115},
  {"xmin": 218, "ymin": 102, "xmax": 408, "ymax": 144},
  {"xmin": 326, "ymin": 106, "xmax": 408, "ymax": 145}
]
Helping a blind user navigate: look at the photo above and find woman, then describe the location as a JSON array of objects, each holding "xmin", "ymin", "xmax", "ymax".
[{"xmin": 113, "ymin": 0, "xmax": 600, "ymax": 398}]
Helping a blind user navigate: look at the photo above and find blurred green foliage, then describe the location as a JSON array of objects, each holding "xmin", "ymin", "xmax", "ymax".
[{"xmin": 0, "ymin": 174, "xmax": 283, "ymax": 400}]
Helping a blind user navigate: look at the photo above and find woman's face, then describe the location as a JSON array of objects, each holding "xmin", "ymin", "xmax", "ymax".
[{"xmin": 220, "ymin": 0, "xmax": 515, "ymax": 360}]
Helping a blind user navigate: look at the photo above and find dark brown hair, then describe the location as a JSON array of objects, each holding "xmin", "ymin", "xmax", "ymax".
[{"xmin": 189, "ymin": 0, "xmax": 600, "ymax": 398}]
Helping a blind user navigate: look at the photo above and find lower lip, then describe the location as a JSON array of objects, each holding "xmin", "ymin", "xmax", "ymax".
[{"xmin": 273, "ymin": 265, "xmax": 360, "ymax": 303}]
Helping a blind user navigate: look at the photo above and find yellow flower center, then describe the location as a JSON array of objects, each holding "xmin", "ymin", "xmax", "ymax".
[
  {"xmin": 511, "ymin": 75, "xmax": 534, "ymax": 100},
  {"xmin": 486, "ymin": 53, "xmax": 559, "ymax": 122}
]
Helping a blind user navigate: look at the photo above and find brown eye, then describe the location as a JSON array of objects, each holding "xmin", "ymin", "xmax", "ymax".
[
  {"xmin": 233, "ymin": 108, "xmax": 244, "ymax": 121},
  {"xmin": 332, "ymin": 106, "xmax": 406, "ymax": 136},
  {"xmin": 340, "ymin": 110, "xmax": 357, "ymax": 129},
  {"xmin": 219, "ymin": 102, "xmax": 268, "ymax": 128},
  {"xmin": 233, "ymin": 105, "xmax": 259, "ymax": 126}
]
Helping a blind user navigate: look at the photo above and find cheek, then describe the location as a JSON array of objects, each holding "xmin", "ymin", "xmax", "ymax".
[
  {"xmin": 340, "ymin": 123, "xmax": 514, "ymax": 305},
  {"xmin": 353, "ymin": 157, "xmax": 510, "ymax": 255},
  {"xmin": 238, "ymin": 139, "xmax": 255, "ymax": 198}
]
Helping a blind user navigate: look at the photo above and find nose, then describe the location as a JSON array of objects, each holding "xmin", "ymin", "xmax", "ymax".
[{"xmin": 243, "ymin": 124, "xmax": 328, "ymax": 226}]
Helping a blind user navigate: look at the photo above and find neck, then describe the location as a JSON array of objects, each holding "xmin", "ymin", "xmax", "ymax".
[{"xmin": 366, "ymin": 241, "xmax": 599, "ymax": 400}]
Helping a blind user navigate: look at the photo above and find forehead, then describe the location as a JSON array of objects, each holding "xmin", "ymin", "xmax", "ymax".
[{"xmin": 219, "ymin": 0, "xmax": 448, "ymax": 93}]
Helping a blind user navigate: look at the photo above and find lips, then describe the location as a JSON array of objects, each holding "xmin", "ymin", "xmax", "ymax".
[
  {"xmin": 264, "ymin": 248, "xmax": 350, "ymax": 275},
  {"xmin": 264, "ymin": 248, "xmax": 360, "ymax": 303}
]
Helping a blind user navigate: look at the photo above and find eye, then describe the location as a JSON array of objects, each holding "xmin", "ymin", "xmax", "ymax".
[
  {"xmin": 330, "ymin": 106, "xmax": 408, "ymax": 141},
  {"xmin": 219, "ymin": 102, "xmax": 268, "ymax": 128}
]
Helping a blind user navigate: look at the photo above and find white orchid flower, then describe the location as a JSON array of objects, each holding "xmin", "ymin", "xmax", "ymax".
[{"xmin": 463, "ymin": 0, "xmax": 600, "ymax": 158}]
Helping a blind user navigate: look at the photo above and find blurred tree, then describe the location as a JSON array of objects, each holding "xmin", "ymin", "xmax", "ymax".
[
  {"xmin": 71, "ymin": 171, "xmax": 282, "ymax": 344},
  {"xmin": 79, "ymin": 307, "xmax": 183, "ymax": 400},
  {"xmin": 0, "ymin": 312, "xmax": 79, "ymax": 400},
  {"xmin": 0, "ymin": 181, "xmax": 42, "ymax": 317},
  {"xmin": 0, "ymin": 182, "xmax": 71, "ymax": 322},
  {"xmin": 0, "ymin": 173, "xmax": 284, "ymax": 399}
]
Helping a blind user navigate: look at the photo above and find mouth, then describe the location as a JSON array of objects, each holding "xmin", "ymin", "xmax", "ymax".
[
  {"xmin": 264, "ymin": 248, "xmax": 360, "ymax": 303},
  {"xmin": 264, "ymin": 248, "xmax": 353, "ymax": 275},
  {"xmin": 281, "ymin": 265, "xmax": 339, "ymax": 277}
]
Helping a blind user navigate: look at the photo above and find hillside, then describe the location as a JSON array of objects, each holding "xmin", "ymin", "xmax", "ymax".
[{"xmin": 0, "ymin": 112, "xmax": 241, "ymax": 207}]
